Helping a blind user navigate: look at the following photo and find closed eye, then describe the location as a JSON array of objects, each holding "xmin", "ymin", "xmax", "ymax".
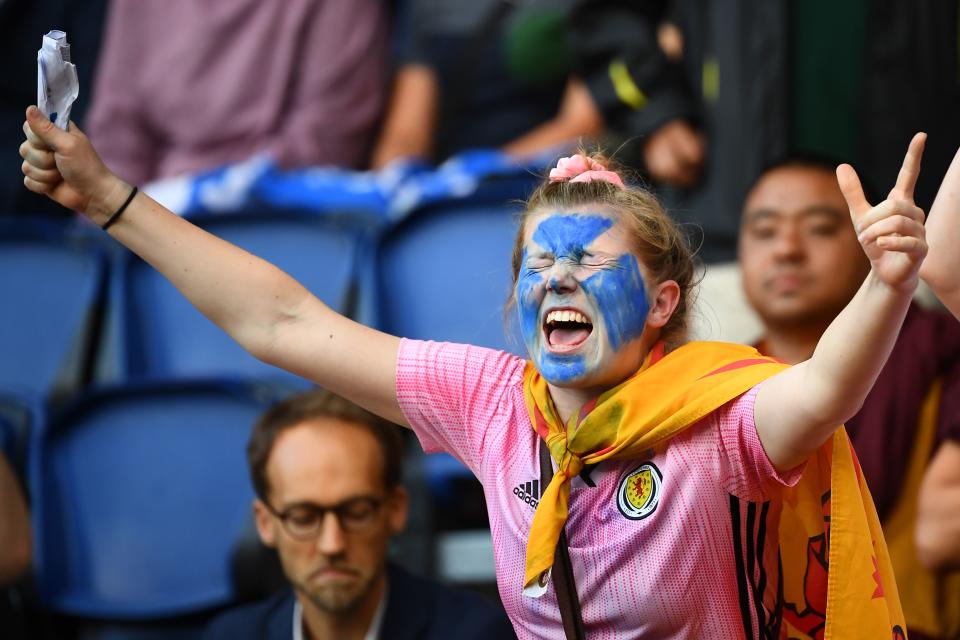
[
  {"xmin": 525, "ymin": 256, "xmax": 554, "ymax": 271},
  {"xmin": 581, "ymin": 254, "xmax": 622, "ymax": 269}
]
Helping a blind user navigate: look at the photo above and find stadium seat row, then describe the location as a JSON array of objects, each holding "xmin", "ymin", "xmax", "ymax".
[{"xmin": 0, "ymin": 193, "xmax": 526, "ymax": 633}]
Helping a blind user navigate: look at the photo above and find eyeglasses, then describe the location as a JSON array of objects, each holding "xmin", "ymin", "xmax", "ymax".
[{"xmin": 262, "ymin": 496, "xmax": 385, "ymax": 540}]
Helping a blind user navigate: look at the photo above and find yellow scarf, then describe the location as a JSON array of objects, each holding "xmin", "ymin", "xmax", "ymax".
[{"xmin": 522, "ymin": 341, "xmax": 906, "ymax": 639}]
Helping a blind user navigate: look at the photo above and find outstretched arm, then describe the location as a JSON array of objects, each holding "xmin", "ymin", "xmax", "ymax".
[
  {"xmin": 754, "ymin": 134, "xmax": 928, "ymax": 471},
  {"xmin": 20, "ymin": 107, "xmax": 406, "ymax": 425},
  {"xmin": 919, "ymin": 145, "xmax": 960, "ymax": 318}
]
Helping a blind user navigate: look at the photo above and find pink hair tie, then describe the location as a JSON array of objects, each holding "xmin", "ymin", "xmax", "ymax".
[{"xmin": 548, "ymin": 154, "xmax": 625, "ymax": 188}]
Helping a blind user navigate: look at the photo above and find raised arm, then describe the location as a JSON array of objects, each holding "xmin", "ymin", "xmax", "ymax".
[
  {"xmin": 19, "ymin": 107, "xmax": 406, "ymax": 426},
  {"xmin": 919, "ymin": 145, "xmax": 960, "ymax": 318},
  {"xmin": 754, "ymin": 134, "xmax": 928, "ymax": 471}
]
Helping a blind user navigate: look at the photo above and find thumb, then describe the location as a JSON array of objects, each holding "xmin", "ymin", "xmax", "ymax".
[
  {"xmin": 25, "ymin": 105, "xmax": 72, "ymax": 151},
  {"xmin": 836, "ymin": 163, "xmax": 872, "ymax": 221}
]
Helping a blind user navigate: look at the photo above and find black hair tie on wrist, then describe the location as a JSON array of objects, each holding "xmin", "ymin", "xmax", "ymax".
[{"xmin": 101, "ymin": 185, "xmax": 138, "ymax": 231}]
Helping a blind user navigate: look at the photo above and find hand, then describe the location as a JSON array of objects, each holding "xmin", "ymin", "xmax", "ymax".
[
  {"xmin": 642, "ymin": 119, "xmax": 705, "ymax": 188},
  {"xmin": 20, "ymin": 106, "xmax": 127, "ymax": 223},
  {"xmin": 838, "ymin": 132, "xmax": 928, "ymax": 294}
]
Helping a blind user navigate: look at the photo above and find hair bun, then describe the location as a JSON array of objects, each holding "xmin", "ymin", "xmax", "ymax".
[{"xmin": 548, "ymin": 154, "xmax": 625, "ymax": 188}]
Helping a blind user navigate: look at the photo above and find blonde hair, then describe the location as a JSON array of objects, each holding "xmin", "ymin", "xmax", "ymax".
[{"xmin": 508, "ymin": 152, "xmax": 696, "ymax": 350}]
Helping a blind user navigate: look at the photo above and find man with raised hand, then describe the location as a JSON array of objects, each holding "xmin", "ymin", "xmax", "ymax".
[{"xmin": 738, "ymin": 153, "xmax": 960, "ymax": 640}]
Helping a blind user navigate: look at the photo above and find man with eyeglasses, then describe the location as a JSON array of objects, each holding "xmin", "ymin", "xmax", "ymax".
[{"xmin": 204, "ymin": 389, "xmax": 515, "ymax": 640}]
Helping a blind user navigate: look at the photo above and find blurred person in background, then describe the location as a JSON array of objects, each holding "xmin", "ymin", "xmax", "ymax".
[
  {"xmin": 204, "ymin": 388, "xmax": 515, "ymax": 640},
  {"xmin": 571, "ymin": 0, "xmax": 960, "ymax": 263},
  {"xmin": 86, "ymin": 0, "xmax": 389, "ymax": 187},
  {"xmin": 371, "ymin": 0, "xmax": 603, "ymax": 168},
  {"xmin": 738, "ymin": 156, "xmax": 960, "ymax": 640}
]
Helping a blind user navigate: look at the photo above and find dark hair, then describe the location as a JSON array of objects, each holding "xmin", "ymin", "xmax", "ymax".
[
  {"xmin": 247, "ymin": 388, "xmax": 404, "ymax": 501},
  {"xmin": 507, "ymin": 150, "xmax": 697, "ymax": 350},
  {"xmin": 751, "ymin": 152, "xmax": 880, "ymax": 203}
]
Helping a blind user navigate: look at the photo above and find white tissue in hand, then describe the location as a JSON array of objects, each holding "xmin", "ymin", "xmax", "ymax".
[{"xmin": 37, "ymin": 30, "xmax": 79, "ymax": 130}]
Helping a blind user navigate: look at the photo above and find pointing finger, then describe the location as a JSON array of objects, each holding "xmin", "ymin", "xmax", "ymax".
[{"xmin": 889, "ymin": 132, "xmax": 927, "ymax": 201}]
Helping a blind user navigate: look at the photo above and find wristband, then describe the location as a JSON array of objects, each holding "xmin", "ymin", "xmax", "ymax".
[{"xmin": 101, "ymin": 185, "xmax": 138, "ymax": 231}]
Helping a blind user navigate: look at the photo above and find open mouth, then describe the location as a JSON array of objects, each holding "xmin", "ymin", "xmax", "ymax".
[{"xmin": 543, "ymin": 308, "xmax": 594, "ymax": 352}]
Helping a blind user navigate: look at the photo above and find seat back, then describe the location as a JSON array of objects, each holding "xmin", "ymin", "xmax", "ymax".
[
  {"xmin": 0, "ymin": 218, "xmax": 105, "ymax": 398},
  {"xmin": 31, "ymin": 380, "xmax": 278, "ymax": 618},
  {"xmin": 0, "ymin": 391, "xmax": 41, "ymax": 481},
  {"xmin": 117, "ymin": 213, "xmax": 362, "ymax": 382},
  {"xmin": 376, "ymin": 202, "xmax": 522, "ymax": 353}
]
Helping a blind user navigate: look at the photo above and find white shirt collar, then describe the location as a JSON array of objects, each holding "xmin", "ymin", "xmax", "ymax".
[{"xmin": 292, "ymin": 580, "xmax": 389, "ymax": 640}]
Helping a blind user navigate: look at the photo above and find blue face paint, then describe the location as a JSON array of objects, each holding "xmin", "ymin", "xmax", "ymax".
[
  {"xmin": 581, "ymin": 253, "xmax": 649, "ymax": 351},
  {"xmin": 531, "ymin": 215, "xmax": 613, "ymax": 261},
  {"xmin": 515, "ymin": 213, "xmax": 650, "ymax": 385}
]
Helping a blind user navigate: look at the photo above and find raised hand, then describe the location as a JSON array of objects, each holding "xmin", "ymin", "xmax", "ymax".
[
  {"xmin": 838, "ymin": 133, "xmax": 928, "ymax": 294},
  {"xmin": 19, "ymin": 106, "xmax": 127, "ymax": 223}
]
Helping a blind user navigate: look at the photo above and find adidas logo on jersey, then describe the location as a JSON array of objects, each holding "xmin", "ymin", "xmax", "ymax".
[{"xmin": 513, "ymin": 479, "xmax": 542, "ymax": 508}]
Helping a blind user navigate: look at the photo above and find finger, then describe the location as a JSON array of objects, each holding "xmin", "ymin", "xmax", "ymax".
[
  {"xmin": 857, "ymin": 215, "xmax": 926, "ymax": 246},
  {"xmin": 875, "ymin": 235, "xmax": 927, "ymax": 257},
  {"xmin": 837, "ymin": 163, "xmax": 872, "ymax": 219},
  {"xmin": 19, "ymin": 141, "xmax": 57, "ymax": 170},
  {"xmin": 25, "ymin": 105, "xmax": 72, "ymax": 152},
  {"xmin": 22, "ymin": 120, "xmax": 48, "ymax": 149},
  {"xmin": 21, "ymin": 160, "xmax": 62, "ymax": 184},
  {"xmin": 854, "ymin": 199, "xmax": 926, "ymax": 233},
  {"xmin": 23, "ymin": 175, "xmax": 55, "ymax": 194},
  {"xmin": 889, "ymin": 132, "xmax": 927, "ymax": 201}
]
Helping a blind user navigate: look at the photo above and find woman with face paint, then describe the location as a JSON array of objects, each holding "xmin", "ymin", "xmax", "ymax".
[{"xmin": 21, "ymin": 105, "xmax": 929, "ymax": 639}]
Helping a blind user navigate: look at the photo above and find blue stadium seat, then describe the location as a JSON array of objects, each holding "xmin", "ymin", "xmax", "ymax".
[
  {"xmin": 0, "ymin": 390, "xmax": 41, "ymax": 482},
  {"xmin": 0, "ymin": 217, "xmax": 106, "ymax": 400},
  {"xmin": 375, "ymin": 201, "xmax": 523, "ymax": 353},
  {"xmin": 374, "ymin": 200, "xmax": 525, "ymax": 558},
  {"xmin": 109, "ymin": 212, "xmax": 364, "ymax": 384},
  {"xmin": 30, "ymin": 380, "xmax": 282, "ymax": 619}
]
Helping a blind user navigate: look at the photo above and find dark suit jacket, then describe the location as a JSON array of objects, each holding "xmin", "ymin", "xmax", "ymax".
[{"xmin": 203, "ymin": 563, "xmax": 516, "ymax": 640}]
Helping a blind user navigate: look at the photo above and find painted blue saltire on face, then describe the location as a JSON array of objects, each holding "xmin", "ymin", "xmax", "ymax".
[
  {"xmin": 583, "ymin": 252, "xmax": 650, "ymax": 351},
  {"xmin": 532, "ymin": 214, "xmax": 614, "ymax": 263},
  {"xmin": 515, "ymin": 213, "xmax": 651, "ymax": 384}
]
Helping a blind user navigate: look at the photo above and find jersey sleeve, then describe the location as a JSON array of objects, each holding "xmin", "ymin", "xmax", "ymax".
[
  {"xmin": 395, "ymin": 338, "xmax": 526, "ymax": 475},
  {"xmin": 715, "ymin": 384, "xmax": 805, "ymax": 502}
]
